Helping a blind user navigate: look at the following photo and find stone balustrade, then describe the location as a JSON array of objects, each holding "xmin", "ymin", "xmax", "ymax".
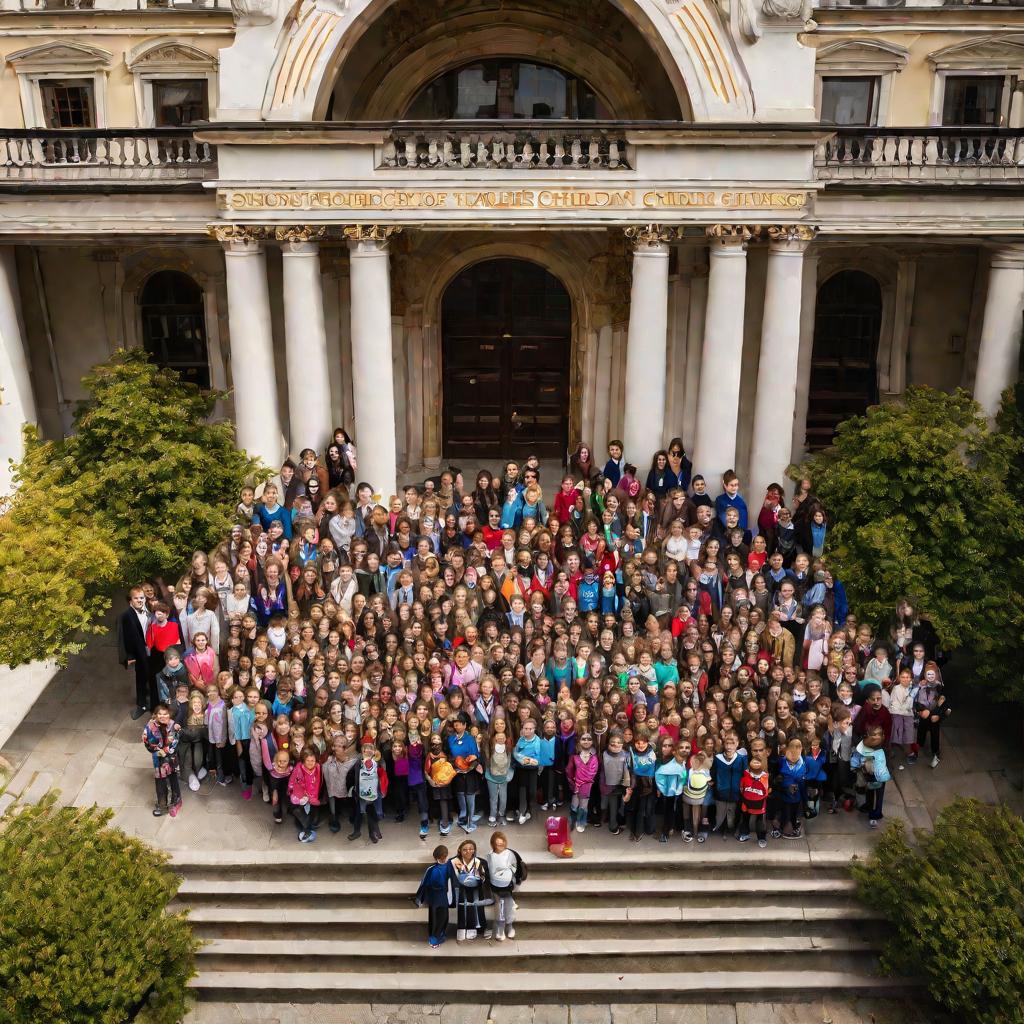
[
  {"xmin": 378, "ymin": 129, "xmax": 632, "ymax": 171},
  {"xmin": 815, "ymin": 129, "xmax": 1024, "ymax": 181},
  {"xmin": 0, "ymin": 130, "xmax": 216, "ymax": 181}
]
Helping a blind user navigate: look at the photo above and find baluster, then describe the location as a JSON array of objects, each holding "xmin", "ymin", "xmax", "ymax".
[
  {"xmin": 442, "ymin": 140, "xmax": 455, "ymax": 167},
  {"xmin": 539, "ymin": 141, "xmax": 551, "ymax": 167},
  {"xmin": 108, "ymin": 137, "xmax": 122, "ymax": 166},
  {"xmin": 866, "ymin": 136, "xmax": 882, "ymax": 166},
  {"xmin": 381, "ymin": 140, "xmax": 397, "ymax": 167},
  {"xmin": 426, "ymin": 138, "xmax": 439, "ymax": 166},
  {"xmin": 521, "ymin": 142, "xmax": 534, "ymax": 168},
  {"xmin": 403, "ymin": 138, "xmax": 416, "ymax": 167},
  {"xmin": 568, "ymin": 138, "xmax": 582, "ymax": 168},
  {"xmin": 95, "ymin": 135, "xmax": 108, "ymax": 164},
  {"xmin": 588, "ymin": 139, "xmax": 600, "ymax": 168},
  {"xmin": 979, "ymin": 135, "xmax": 993, "ymax": 166},
  {"xmin": 608, "ymin": 141, "xmax": 621, "ymax": 169},
  {"xmin": 476, "ymin": 141, "xmax": 488, "ymax": 166},
  {"xmin": 553, "ymin": 142, "xmax": 565, "ymax": 166},
  {"xmin": 492, "ymin": 140, "xmax": 505, "ymax": 166},
  {"xmin": 0, "ymin": 139, "xmax": 8, "ymax": 167},
  {"xmin": 924, "ymin": 136, "xmax": 939, "ymax": 167},
  {"xmin": 459, "ymin": 140, "xmax": 471, "ymax": 167},
  {"xmin": 1015, "ymin": 137, "xmax": 1024, "ymax": 167},
  {"xmin": 880, "ymin": 136, "xmax": 896, "ymax": 165},
  {"xmin": 998, "ymin": 136, "xmax": 1013, "ymax": 166},
  {"xmin": 909, "ymin": 135, "xmax": 924, "ymax": 166}
]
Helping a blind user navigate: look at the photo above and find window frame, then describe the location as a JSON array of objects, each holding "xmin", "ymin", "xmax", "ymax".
[
  {"xmin": 6, "ymin": 42, "xmax": 112, "ymax": 129},
  {"xmin": 38, "ymin": 77, "xmax": 97, "ymax": 129},
  {"xmin": 814, "ymin": 39, "xmax": 907, "ymax": 128},
  {"xmin": 819, "ymin": 74, "xmax": 880, "ymax": 126},
  {"xmin": 937, "ymin": 71, "xmax": 1015, "ymax": 127},
  {"xmin": 125, "ymin": 39, "xmax": 218, "ymax": 128}
]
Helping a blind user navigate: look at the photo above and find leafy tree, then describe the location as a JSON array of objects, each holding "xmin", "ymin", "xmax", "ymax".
[
  {"xmin": 0, "ymin": 429, "xmax": 118, "ymax": 667},
  {"xmin": 0, "ymin": 794, "xmax": 199, "ymax": 1024},
  {"xmin": 18, "ymin": 348, "xmax": 261, "ymax": 583},
  {"xmin": 794, "ymin": 387, "xmax": 990, "ymax": 650},
  {"xmin": 852, "ymin": 799, "xmax": 1024, "ymax": 1024}
]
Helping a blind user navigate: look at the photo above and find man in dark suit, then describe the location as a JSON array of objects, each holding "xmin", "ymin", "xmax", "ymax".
[{"xmin": 117, "ymin": 586, "xmax": 152, "ymax": 719}]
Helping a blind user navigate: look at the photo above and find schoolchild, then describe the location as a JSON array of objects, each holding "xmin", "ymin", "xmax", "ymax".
[
  {"xmin": 347, "ymin": 739, "xmax": 389, "ymax": 843},
  {"xmin": 625, "ymin": 727, "xmax": 657, "ymax": 841},
  {"xmin": 654, "ymin": 738, "xmax": 689, "ymax": 842},
  {"xmin": 142, "ymin": 703, "xmax": 182, "ymax": 817},
  {"xmin": 682, "ymin": 751, "xmax": 712, "ymax": 842},
  {"xmin": 415, "ymin": 845, "xmax": 452, "ymax": 948},
  {"xmin": 566, "ymin": 732, "xmax": 599, "ymax": 832},
  {"xmin": 599, "ymin": 732, "xmax": 631, "ymax": 836},
  {"xmin": 737, "ymin": 754, "xmax": 770, "ymax": 847},
  {"xmin": 485, "ymin": 830, "xmax": 526, "ymax": 942},
  {"xmin": 323, "ymin": 735, "xmax": 357, "ymax": 833},
  {"xmin": 775, "ymin": 738, "xmax": 807, "ymax": 840},
  {"xmin": 851, "ymin": 724, "xmax": 892, "ymax": 828},
  {"xmin": 288, "ymin": 747, "xmax": 323, "ymax": 842},
  {"xmin": 711, "ymin": 734, "xmax": 747, "ymax": 838}
]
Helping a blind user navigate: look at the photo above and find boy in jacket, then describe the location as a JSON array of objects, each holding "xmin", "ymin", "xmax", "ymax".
[
  {"xmin": 711, "ymin": 734, "xmax": 747, "ymax": 839},
  {"xmin": 414, "ymin": 845, "xmax": 452, "ymax": 948}
]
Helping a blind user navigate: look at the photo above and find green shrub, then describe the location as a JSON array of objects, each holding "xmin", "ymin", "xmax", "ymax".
[
  {"xmin": 0, "ymin": 795, "xmax": 198, "ymax": 1024},
  {"xmin": 852, "ymin": 798, "xmax": 1024, "ymax": 1024}
]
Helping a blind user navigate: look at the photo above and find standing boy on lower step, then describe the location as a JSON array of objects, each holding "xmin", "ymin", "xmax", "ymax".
[{"xmin": 415, "ymin": 844, "xmax": 452, "ymax": 948}]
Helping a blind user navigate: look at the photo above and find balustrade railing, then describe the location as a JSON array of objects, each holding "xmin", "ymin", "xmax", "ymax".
[
  {"xmin": 0, "ymin": 129, "xmax": 216, "ymax": 181},
  {"xmin": 815, "ymin": 128, "xmax": 1024, "ymax": 181},
  {"xmin": 379, "ymin": 129, "xmax": 632, "ymax": 171}
]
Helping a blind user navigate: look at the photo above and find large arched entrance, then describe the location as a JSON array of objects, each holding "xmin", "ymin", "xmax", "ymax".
[
  {"xmin": 442, "ymin": 258, "xmax": 571, "ymax": 460},
  {"xmin": 806, "ymin": 270, "xmax": 883, "ymax": 448}
]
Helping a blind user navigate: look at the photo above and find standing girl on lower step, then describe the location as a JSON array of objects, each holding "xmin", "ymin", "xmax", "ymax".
[{"xmin": 485, "ymin": 830, "xmax": 527, "ymax": 941}]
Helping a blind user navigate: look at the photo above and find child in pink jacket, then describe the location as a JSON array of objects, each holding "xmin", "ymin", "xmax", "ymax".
[
  {"xmin": 566, "ymin": 732, "xmax": 599, "ymax": 833},
  {"xmin": 287, "ymin": 748, "xmax": 323, "ymax": 843}
]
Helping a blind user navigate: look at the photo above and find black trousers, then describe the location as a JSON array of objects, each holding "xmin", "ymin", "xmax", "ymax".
[
  {"xmin": 131, "ymin": 659, "xmax": 154, "ymax": 710},
  {"xmin": 427, "ymin": 904, "xmax": 449, "ymax": 942}
]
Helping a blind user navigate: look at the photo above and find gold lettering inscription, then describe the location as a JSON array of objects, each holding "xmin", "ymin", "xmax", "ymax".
[{"xmin": 221, "ymin": 188, "xmax": 809, "ymax": 212}]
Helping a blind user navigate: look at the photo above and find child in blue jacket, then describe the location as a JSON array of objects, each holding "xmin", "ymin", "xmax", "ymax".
[
  {"xmin": 414, "ymin": 845, "xmax": 452, "ymax": 947},
  {"xmin": 802, "ymin": 732, "xmax": 828, "ymax": 819},
  {"xmin": 711, "ymin": 735, "xmax": 747, "ymax": 838},
  {"xmin": 851, "ymin": 724, "xmax": 891, "ymax": 828},
  {"xmin": 774, "ymin": 738, "xmax": 807, "ymax": 840},
  {"xmin": 537, "ymin": 718, "xmax": 557, "ymax": 809}
]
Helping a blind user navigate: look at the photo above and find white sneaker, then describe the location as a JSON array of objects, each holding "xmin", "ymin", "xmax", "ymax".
[
  {"xmin": 494, "ymin": 931, "xmax": 506, "ymax": 942},
  {"xmin": 188, "ymin": 773, "xmax": 200, "ymax": 792},
  {"xmin": 930, "ymin": 755, "xmax": 940, "ymax": 768},
  {"xmin": 466, "ymin": 929, "xmax": 477, "ymax": 940},
  {"xmin": 518, "ymin": 813, "xmax": 528, "ymax": 825},
  {"xmin": 488, "ymin": 817, "xmax": 497, "ymax": 826},
  {"xmin": 457, "ymin": 929, "xmax": 467, "ymax": 942},
  {"xmin": 576, "ymin": 823, "xmax": 585, "ymax": 833},
  {"xmin": 506, "ymin": 926, "xmax": 516, "ymax": 939},
  {"xmin": 196, "ymin": 767, "xmax": 208, "ymax": 781}
]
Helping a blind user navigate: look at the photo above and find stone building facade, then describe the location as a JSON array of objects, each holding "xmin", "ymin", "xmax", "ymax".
[{"xmin": 0, "ymin": 0, "xmax": 1022, "ymax": 498}]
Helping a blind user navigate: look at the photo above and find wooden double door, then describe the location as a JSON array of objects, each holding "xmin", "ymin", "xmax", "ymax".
[{"xmin": 442, "ymin": 258, "xmax": 571, "ymax": 460}]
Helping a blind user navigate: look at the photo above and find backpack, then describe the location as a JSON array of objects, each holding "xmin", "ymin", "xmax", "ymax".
[{"xmin": 514, "ymin": 850, "xmax": 528, "ymax": 885}]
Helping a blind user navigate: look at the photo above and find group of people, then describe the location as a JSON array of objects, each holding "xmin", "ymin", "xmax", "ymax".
[{"xmin": 127, "ymin": 429, "xmax": 951, "ymax": 865}]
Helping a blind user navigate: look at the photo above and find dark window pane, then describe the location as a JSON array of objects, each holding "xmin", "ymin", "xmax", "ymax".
[
  {"xmin": 942, "ymin": 75, "xmax": 1002, "ymax": 126},
  {"xmin": 140, "ymin": 270, "xmax": 210, "ymax": 389},
  {"xmin": 153, "ymin": 79, "xmax": 208, "ymax": 127},
  {"xmin": 821, "ymin": 76, "xmax": 876, "ymax": 125},
  {"xmin": 405, "ymin": 59, "xmax": 611, "ymax": 119},
  {"xmin": 40, "ymin": 79, "xmax": 95, "ymax": 129}
]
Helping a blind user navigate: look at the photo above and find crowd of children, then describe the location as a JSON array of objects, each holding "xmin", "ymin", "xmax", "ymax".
[{"xmin": 132, "ymin": 432, "xmax": 950, "ymax": 853}]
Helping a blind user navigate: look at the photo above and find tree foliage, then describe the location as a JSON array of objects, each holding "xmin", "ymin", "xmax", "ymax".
[
  {"xmin": 0, "ymin": 794, "xmax": 199, "ymax": 1024},
  {"xmin": 852, "ymin": 799, "xmax": 1024, "ymax": 1024},
  {"xmin": 0, "ymin": 427, "xmax": 119, "ymax": 667},
  {"xmin": 795, "ymin": 385, "xmax": 1024, "ymax": 701},
  {"xmin": 17, "ymin": 348, "xmax": 261, "ymax": 582}
]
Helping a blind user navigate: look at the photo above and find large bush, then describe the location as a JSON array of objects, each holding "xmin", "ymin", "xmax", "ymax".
[
  {"xmin": 795, "ymin": 385, "xmax": 1024, "ymax": 702},
  {"xmin": 17, "ymin": 348, "xmax": 261, "ymax": 582},
  {"xmin": 852, "ymin": 799, "xmax": 1024, "ymax": 1024},
  {"xmin": 0, "ymin": 795, "xmax": 198, "ymax": 1024}
]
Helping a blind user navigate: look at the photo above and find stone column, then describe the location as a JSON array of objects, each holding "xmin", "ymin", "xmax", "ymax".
[
  {"xmin": 692, "ymin": 225, "xmax": 752, "ymax": 487},
  {"xmin": 622, "ymin": 225, "xmax": 673, "ymax": 466},
  {"xmin": 214, "ymin": 225, "xmax": 283, "ymax": 467},
  {"xmin": 974, "ymin": 245, "xmax": 1024, "ymax": 420},
  {"xmin": 279, "ymin": 226, "xmax": 331, "ymax": 454},
  {"xmin": 748, "ymin": 226, "xmax": 815, "ymax": 510},
  {"xmin": 0, "ymin": 245, "xmax": 35, "ymax": 493},
  {"xmin": 346, "ymin": 225, "xmax": 400, "ymax": 499}
]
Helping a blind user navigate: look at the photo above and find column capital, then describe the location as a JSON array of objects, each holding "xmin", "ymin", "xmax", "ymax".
[
  {"xmin": 989, "ymin": 243, "xmax": 1024, "ymax": 269},
  {"xmin": 705, "ymin": 223, "xmax": 756, "ymax": 247},
  {"xmin": 208, "ymin": 223, "xmax": 266, "ymax": 252},
  {"xmin": 276, "ymin": 225, "xmax": 326, "ymax": 252},
  {"xmin": 624, "ymin": 224, "xmax": 679, "ymax": 250},
  {"xmin": 764, "ymin": 224, "xmax": 817, "ymax": 252},
  {"xmin": 343, "ymin": 224, "xmax": 402, "ymax": 252}
]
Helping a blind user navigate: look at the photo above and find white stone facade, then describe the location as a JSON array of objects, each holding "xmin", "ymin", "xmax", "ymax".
[{"xmin": 0, "ymin": 0, "xmax": 1022, "ymax": 496}]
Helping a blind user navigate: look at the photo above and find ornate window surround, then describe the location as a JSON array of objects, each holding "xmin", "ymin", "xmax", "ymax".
[
  {"xmin": 927, "ymin": 36, "xmax": 1024, "ymax": 127},
  {"xmin": 6, "ymin": 41, "xmax": 112, "ymax": 128},
  {"xmin": 125, "ymin": 39, "xmax": 219, "ymax": 127},
  {"xmin": 814, "ymin": 39, "xmax": 908, "ymax": 127}
]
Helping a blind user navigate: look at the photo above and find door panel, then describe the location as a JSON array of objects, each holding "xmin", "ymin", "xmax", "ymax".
[{"xmin": 442, "ymin": 259, "xmax": 570, "ymax": 459}]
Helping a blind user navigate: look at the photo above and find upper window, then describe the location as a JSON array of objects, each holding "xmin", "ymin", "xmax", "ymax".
[
  {"xmin": 152, "ymin": 79, "xmax": 209, "ymax": 126},
  {"xmin": 140, "ymin": 270, "xmax": 209, "ymax": 389},
  {"xmin": 40, "ymin": 78, "xmax": 95, "ymax": 128},
  {"xmin": 942, "ymin": 74, "xmax": 1010, "ymax": 126},
  {"xmin": 405, "ymin": 60, "xmax": 611, "ymax": 120},
  {"xmin": 821, "ymin": 76, "xmax": 878, "ymax": 125}
]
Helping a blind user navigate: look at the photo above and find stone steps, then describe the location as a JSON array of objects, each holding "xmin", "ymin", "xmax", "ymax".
[{"xmin": 172, "ymin": 840, "xmax": 905, "ymax": 1005}]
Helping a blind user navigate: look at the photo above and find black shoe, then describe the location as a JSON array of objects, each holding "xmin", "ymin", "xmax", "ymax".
[
  {"xmin": 329, "ymin": 820, "xmax": 341, "ymax": 834},
  {"xmin": 131, "ymin": 707, "xmax": 147, "ymax": 721},
  {"xmin": 395, "ymin": 813, "xmax": 405, "ymax": 823},
  {"xmin": 347, "ymin": 830, "xmax": 361, "ymax": 841},
  {"xmin": 369, "ymin": 830, "xmax": 381, "ymax": 844}
]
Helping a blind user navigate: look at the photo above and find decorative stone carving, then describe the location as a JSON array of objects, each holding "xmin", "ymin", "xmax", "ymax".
[
  {"xmin": 341, "ymin": 225, "xmax": 403, "ymax": 243},
  {"xmin": 764, "ymin": 224, "xmax": 817, "ymax": 243},
  {"xmin": 275, "ymin": 225, "xmax": 327, "ymax": 244},
  {"xmin": 208, "ymin": 224, "xmax": 267, "ymax": 247},
  {"xmin": 624, "ymin": 224, "xmax": 679, "ymax": 247},
  {"xmin": 229, "ymin": 0, "xmax": 278, "ymax": 27},
  {"xmin": 705, "ymin": 224, "xmax": 756, "ymax": 243},
  {"xmin": 761, "ymin": 0, "xmax": 809, "ymax": 20}
]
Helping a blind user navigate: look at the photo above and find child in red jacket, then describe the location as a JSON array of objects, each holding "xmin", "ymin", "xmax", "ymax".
[{"xmin": 738, "ymin": 754, "xmax": 770, "ymax": 849}]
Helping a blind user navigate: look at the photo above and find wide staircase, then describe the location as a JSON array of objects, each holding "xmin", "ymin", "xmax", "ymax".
[{"xmin": 172, "ymin": 841, "xmax": 910, "ymax": 1005}]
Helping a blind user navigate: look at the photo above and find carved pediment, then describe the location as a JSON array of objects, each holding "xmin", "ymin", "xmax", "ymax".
[
  {"xmin": 816, "ymin": 39, "xmax": 909, "ymax": 74},
  {"xmin": 126, "ymin": 39, "xmax": 218, "ymax": 71},
  {"xmin": 928, "ymin": 35, "xmax": 1024, "ymax": 70},
  {"xmin": 7, "ymin": 40, "xmax": 113, "ymax": 70}
]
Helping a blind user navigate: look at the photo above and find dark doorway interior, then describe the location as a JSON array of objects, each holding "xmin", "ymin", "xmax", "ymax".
[
  {"xmin": 807, "ymin": 269, "xmax": 883, "ymax": 449},
  {"xmin": 442, "ymin": 258, "xmax": 571, "ymax": 460},
  {"xmin": 140, "ymin": 270, "xmax": 210, "ymax": 389}
]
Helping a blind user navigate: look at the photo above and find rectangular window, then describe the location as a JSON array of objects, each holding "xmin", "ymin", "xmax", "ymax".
[
  {"xmin": 821, "ymin": 76, "xmax": 878, "ymax": 125},
  {"xmin": 942, "ymin": 74, "xmax": 1005, "ymax": 126},
  {"xmin": 40, "ymin": 79, "xmax": 95, "ymax": 129},
  {"xmin": 152, "ymin": 79, "xmax": 209, "ymax": 127}
]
